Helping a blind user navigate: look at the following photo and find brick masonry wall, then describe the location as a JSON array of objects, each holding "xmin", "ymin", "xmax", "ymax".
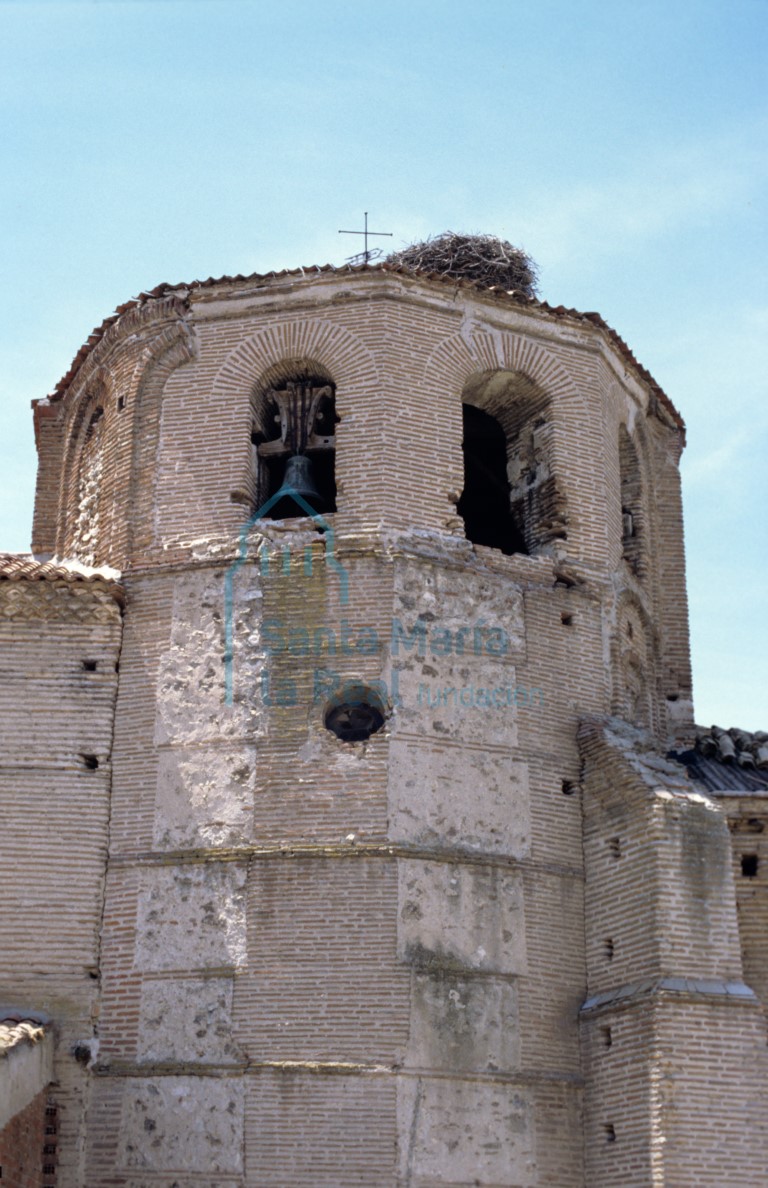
[
  {"xmin": 0, "ymin": 1087, "xmax": 47, "ymax": 1188},
  {"xmin": 0, "ymin": 579, "xmax": 122, "ymax": 1186},
  {"xmin": 720, "ymin": 794, "xmax": 768, "ymax": 1018},
  {"xmin": 580, "ymin": 720, "xmax": 768, "ymax": 1185}
]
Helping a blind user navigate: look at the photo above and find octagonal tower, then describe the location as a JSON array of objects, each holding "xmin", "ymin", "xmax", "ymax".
[{"xmin": 9, "ymin": 260, "xmax": 766, "ymax": 1186}]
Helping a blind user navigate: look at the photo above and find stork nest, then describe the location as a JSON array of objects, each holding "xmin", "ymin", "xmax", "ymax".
[{"xmin": 386, "ymin": 232, "xmax": 538, "ymax": 297}]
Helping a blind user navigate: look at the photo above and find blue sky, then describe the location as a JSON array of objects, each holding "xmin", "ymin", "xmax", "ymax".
[{"xmin": 1, "ymin": 0, "xmax": 766, "ymax": 729}]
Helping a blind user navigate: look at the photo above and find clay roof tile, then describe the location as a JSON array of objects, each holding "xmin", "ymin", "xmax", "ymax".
[
  {"xmin": 43, "ymin": 261, "xmax": 685, "ymax": 435},
  {"xmin": 0, "ymin": 553, "xmax": 124, "ymax": 604}
]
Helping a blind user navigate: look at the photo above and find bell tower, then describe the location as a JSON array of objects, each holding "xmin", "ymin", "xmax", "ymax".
[{"xmin": 12, "ymin": 245, "xmax": 767, "ymax": 1185}]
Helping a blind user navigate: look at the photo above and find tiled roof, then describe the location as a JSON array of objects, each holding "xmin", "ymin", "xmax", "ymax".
[
  {"xmin": 0, "ymin": 1017, "xmax": 46, "ymax": 1056},
  {"xmin": 0, "ymin": 553, "xmax": 123, "ymax": 597},
  {"xmin": 44, "ymin": 262, "xmax": 684, "ymax": 434},
  {"xmin": 670, "ymin": 726, "xmax": 768, "ymax": 794}
]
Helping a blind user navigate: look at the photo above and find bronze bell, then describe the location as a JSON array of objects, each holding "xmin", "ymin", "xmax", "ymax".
[{"xmin": 269, "ymin": 454, "xmax": 325, "ymax": 518}]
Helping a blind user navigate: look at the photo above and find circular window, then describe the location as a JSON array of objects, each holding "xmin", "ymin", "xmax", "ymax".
[{"xmin": 324, "ymin": 683, "xmax": 386, "ymax": 742}]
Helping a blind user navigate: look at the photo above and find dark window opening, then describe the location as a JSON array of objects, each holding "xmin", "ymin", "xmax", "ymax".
[
  {"xmin": 458, "ymin": 404, "xmax": 526, "ymax": 556},
  {"xmin": 561, "ymin": 612, "xmax": 573, "ymax": 626},
  {"xmin": 601, "ymin": 1025, "xmax": 613, "ymax": 1048},
  {"xmin": 80, "ymin": 753, "xmax": 99, "ymax": 770},
  {"xmin": 561, "ymin": 779, "xmax": 577, "ymax": 796},
  {"xmin": 605, "ymin": 1124, "xmax": 616, "ymax": 1143},
  {"xmin": 604, "ymin": 937, "xmax": 615, "ymax": 961},
  {"xmin": 742, "ymin": 854, "xmax": 759, "ymax": 878},
  {"xmin": 82, "ymin": 659, "xmax": 98, "ymax": 672}
]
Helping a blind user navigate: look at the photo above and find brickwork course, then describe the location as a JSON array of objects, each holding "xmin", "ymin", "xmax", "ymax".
[{"xmin": 1, "ymin": 256, "xmax": 766, "ymax": 1185}]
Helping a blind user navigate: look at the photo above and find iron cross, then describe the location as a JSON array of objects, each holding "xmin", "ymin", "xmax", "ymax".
[{"xmin": 339, "ymin": 212, "xmax": 393, "ymax": 264}]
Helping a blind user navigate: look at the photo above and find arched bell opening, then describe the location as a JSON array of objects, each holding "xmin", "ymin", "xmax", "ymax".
[
  {"xmin": 458, "ymin": 369, "xmax": 566, "ymax": 557},
  {"xmin": 251, "ymin": 364, "xmax": 339, "ymax": 518}
]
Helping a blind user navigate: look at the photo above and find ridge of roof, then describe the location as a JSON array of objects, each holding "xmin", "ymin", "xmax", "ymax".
[
  {"xmin": 42, "ymin": 261, "xmax": 684, "ymax": 434},
  {"xmin": 0, "ymin": 552, "xmax": 123, "ymax": 594}
]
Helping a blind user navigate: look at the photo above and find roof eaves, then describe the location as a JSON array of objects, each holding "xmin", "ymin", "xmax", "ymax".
[
  {"xmin": 44, "ymin": 262, "xmax": 684, "ymax": 433},
  {"xmin": 0, "ymin": 553, "xmax": 125, "ymax": 605}
]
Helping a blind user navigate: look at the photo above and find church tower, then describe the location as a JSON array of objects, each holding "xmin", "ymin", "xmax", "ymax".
[{"xmin": 3, "ymin": 246, "xmax": 766, "ymax": 1185}]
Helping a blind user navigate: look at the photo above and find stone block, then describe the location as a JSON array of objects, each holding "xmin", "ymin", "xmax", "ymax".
[
  {"xmin": 134, "ymin": 864, "xmax": 247, "ymax": 972},
  {"xmin": 117, "ymin": 1076, "xmax": 244, "ymax": 1173},
  {"xmin": 397, "ymin": 1076, "xmax": 536, "ymax": 1185},
  {"xmin": 137, "ymin": 977, "xmax": 241, "ymax": 1063},
  {"xmin": 407, "ymin": 970, "xmax": 520, "ymax": 1073},
  {"xmin": 398, "ymin": 859, "xmax": 527, "ymax": 974},
  {"xmin": 389, "ymin": 743, "xmax": 530, "ymax": 856}
]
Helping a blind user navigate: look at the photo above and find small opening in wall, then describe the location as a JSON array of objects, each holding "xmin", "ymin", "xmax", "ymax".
[
  {"xmin": 604, "ymin": 937, "xmax": 615, "ymax": 961},
  {"xmin": 666, "ymin": 693, "xmax": 679, "ymax": 702},
  {"xmin": 626, "ymin": 621, "xmax": 633, "ymax": 639},
  {"xmin": 72, "ymin": 1042, "xmax": 91, "ymax": 1065},
  {"xmin": 324, "ymin": 683, "xmax": 386, "ymax": 743},
  {"xmin": 80, "ymin": 753, "xmax": 99, "ymax": 770},
  {"xmin": 561, "ymin": 779, "xmax": 577, "ymax": 796},
  {"xmin": 117, "ymin": 395, "xmax": 126, "ymax": 411},
  {"xmin": 741, "ymin": 854, "xmax": 759, "ymax": 878},
  {"xmin": 604, "ymin": 1124, "xmax": 616, "ymax": 1143},
  {"xmin": 561, "ymin": 613, "xmax": 573, "ymax": 626},
  {"xmin": 609, "ymin": 837, "xmax": 622, "ymax": 860},
  {"xmin": 601, "ymin": 1025, "xmax": 613, "ymax": 1049},
  {"xmin": 82, "ymin": 659, "xmax": 98, "ymax": 672}
]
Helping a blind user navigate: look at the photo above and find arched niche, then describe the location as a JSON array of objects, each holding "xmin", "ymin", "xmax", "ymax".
[
  {"xmin": 69, "ymin": 405, "xmax": 106, "ymax": 564},
  {"xmin": 618, "ymin": 424, "xmax": 647, "ymax": 578},
  {"xmin": 58, "ymin": 367, "xmax": 113, "ymax": 562},
  {"xmin": 611, "ymin": 592, "xmax": 659, "ymax": 732}
]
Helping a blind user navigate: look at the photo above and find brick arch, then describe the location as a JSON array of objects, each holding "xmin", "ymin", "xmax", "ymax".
[
  {"xmin": 211, "ymin": 320, "xmax": 380, "ymax": 508},
  {"xmin": 428, "ymin": 326, "xmax": 578, "ymax": 555},
  {"xmin": 214, "ymin": 319, "xmax": 379, "ymax": 401},
  {"xmin": 422, "ymin": 325, "xmax": 582, "ymax": 407},
  {"xmin": 58, "ymin": 368, "xmax": 115, "ymax": 560},
  {"xmin": 58, "ymin": 324, "xmax": 195, "ymax": 565},
  {"xmin": 63, "ymin": 366, "xmax": 112, "ymax": 450},
  {"xmin": 127, "ymin": 327, "xmax": 197, "ymax": 559},
  {"xmin": 611, "ymin": 589, "xmax": 661, "ymax": 732}
]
